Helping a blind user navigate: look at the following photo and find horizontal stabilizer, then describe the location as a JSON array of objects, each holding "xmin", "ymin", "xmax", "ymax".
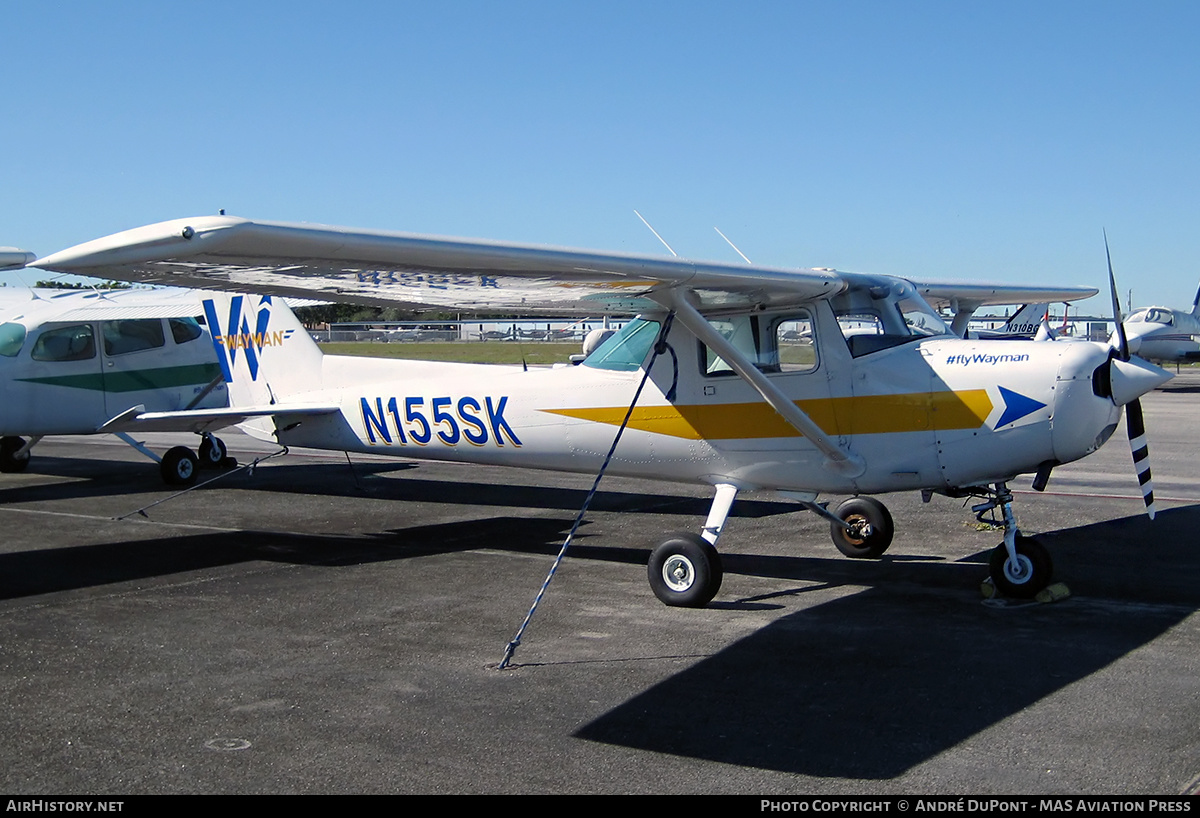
[{"xmin": 97, "ymin": 403, "xmax": 340, "ymax": 435}]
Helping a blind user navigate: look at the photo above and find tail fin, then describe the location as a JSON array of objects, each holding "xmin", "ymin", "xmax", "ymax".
[
  {"xmin": 201, "ymin": 293, "xmax": 324, "ymax": 407},
  {"xmin": 1000, "ymin": 302, "xmax": 1049, "ymax": 337},
  {"xmin": 1191, "ymin": 281, "xmax": 1200, "ymax": 318}
]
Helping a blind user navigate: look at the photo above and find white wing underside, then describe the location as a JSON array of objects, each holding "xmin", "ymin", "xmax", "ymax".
[{"xmin": 36, "ymin": 216, "xmax": 1098, "ymax": 314}]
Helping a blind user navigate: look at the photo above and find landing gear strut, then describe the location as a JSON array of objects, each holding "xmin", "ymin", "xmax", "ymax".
[
  {"xmin": 971, "ymin": 482, "xmax": 1053, "ymax": 598},
  {"xmin": 115, "ymin": 432, "xmax": 233, "ymax": 486}
]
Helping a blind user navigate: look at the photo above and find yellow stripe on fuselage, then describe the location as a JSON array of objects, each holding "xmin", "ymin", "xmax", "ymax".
[{"xmin": 541, "ymin": 390, "xmax": 993, "ymax": 440}]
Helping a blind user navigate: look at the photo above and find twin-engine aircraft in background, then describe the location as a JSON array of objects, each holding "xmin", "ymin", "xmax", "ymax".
[
  {"xmin": 1115, "ymin": 282, "xmax": 1200, "ymax": 364},
  {"xmin": 0, "ymin": 285, "xmax": 232, "ymax": 482},
  {"xmin": 34, "ymin": 215, "xmax": 1170, "ymax": 605}
]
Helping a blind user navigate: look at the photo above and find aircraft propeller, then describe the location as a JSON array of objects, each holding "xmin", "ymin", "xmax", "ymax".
[{"xmin": 1104, "ymin": 233, "xmax": 1164, "ymax": 519}]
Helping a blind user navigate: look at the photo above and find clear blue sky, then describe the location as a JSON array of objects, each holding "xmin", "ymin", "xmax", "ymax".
[{"xmin": 3, "ymin": 1, "xmax": 1199, "ymax": 310}]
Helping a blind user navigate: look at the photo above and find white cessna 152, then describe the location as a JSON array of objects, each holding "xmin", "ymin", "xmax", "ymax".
[
  {"xmin": 0, "ymin": 284, "xmax": 231, "ymax": 480},
  {"xmin": 34, "ymin": 216, "xmax": 1170, "ymax": 604}
]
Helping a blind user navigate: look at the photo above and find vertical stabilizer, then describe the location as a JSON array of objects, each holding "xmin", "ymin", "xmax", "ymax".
[
  {"xmin": 1000, "ymin": 303, "xmax": 1049, "ymax": 337},
  {"xmin": 1191, "ymin": 280, "xmax": 1200, "ymax": 318},
  {"xmin": 201, "ymin": 293, "xmax": 324, "ymax": 407}
]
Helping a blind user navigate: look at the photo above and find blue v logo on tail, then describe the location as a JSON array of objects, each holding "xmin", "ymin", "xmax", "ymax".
[{"xmin": 203, "ymin": 295, "xmax": 293, "ymax": 383}]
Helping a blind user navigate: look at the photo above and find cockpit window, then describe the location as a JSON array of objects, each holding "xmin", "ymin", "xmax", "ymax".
[
  {"xmin": 831, "ymin": 281, "xmax": 952, "ymax": 357},
  {"xmin": 774, "ymin": 315, "xmax": 818, "ymax": 372},
  {"xmin": 703, "ymin": 315, "xmax": 772, "ymax": 375},
  {"xmin": 0, "ymin": 322, "xmax": 26, "ymax": 357},
  {"xmin": 32, "ymin": 324, "xmax": 96, "ymax": 362},
  {"xmin": 583, "ymin": 317, "xmax": 661, "ymax": 371},
  {"xmin": 102, "ymin": 319, "xmax": 166, "ymax": 356},
  {"xmin": 170, "ymin": 317, "xmax": 204, "ymax": 344},
  {"xmin": 1132, "ymin": 305, "xmax": 1171, "ymax": 323},
  {"xmin": 701, "ymin": 310, "xmax": 818, "ymax": 376}
]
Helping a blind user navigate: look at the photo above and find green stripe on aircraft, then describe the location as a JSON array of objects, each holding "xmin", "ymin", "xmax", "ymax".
[{"xmin": 17, "ymin": 363, "xmax": 222, "ymax": 393}]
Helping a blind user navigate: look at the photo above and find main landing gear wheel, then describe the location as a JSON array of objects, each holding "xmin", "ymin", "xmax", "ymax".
[
  {"xmin": 829, "ymin": 497, "xmax": 894, "ymax": 559},
  {"xmin": 648, "ymin": 532, "xmax": 723, "ymax": 608},
  {"xmin": 988, "ymin": 535, "xmax": 1053, "ymax": 599},
  {"xmin": 160, "ymin": 446, "xmax": 199, "ymax": 487},
  {"xmin": 198, "ymin": 435, "xmax": 227, "ymax": 469},
  {"xmin": 0, "ymin": 436, "xmax": 30, "ymax": 473}
]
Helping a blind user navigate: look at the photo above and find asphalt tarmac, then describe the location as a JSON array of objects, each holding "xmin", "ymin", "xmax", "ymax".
[{"xmin": 2, "ymin": 371, "xmax": 1199, "ymax": 795}]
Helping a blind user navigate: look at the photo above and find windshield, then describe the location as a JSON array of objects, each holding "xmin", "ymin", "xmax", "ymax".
[
  {"xmin": 1137, "ymin": 308, "xmax": 1174, "ymax": 325},
  {"xmin": 583, "ymin": 317, "xmax": 660, "ymax": 371},
  {"xmin": 0, "ymin": 322, "xmax": 26, "ymax": 357},
  {"xmin": 832, "ymin": 280, "xmax": 952, "ymax": 357}
]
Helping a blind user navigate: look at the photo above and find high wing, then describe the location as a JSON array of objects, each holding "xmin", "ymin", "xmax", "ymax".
[
  {"xmin": 916, "ymin": 281, "xmax": 1097, "ymax": 337},
  {"xmin": 34, "ymin": 216, "xmax": 1099, "ymax": 316},
  {"xmin": 33, "ymin": 216, "xmax": 844, "ymax": 314},
  {"xmin": 917, "ymin": 281, "xmax": 1097, "ymax": 311}
]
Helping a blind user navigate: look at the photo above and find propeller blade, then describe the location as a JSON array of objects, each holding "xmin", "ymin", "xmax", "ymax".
[
  {"xmin": 1105, "ymin": 230, "xmax": 1130, "ymax": 360},
  {"xmin": 1104, "ymin": 233, "xmax": 1159, "ymax": 520},
  {"xmin": 1126, "ymin": 398, "xmax": 1156, "ymax": 519}
]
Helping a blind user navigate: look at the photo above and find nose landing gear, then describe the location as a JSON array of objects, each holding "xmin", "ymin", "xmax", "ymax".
[{"xmin": 971, "ymin": 482, "xmax": 1053, "ymax": 598}]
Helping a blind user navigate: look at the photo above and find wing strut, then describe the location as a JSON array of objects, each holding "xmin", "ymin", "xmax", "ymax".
[{"xmin": 661, "ymin": 289, "xmax": 866, "ymax": 478}]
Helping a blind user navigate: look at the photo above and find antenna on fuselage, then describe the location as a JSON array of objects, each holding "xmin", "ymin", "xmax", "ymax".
[
  {"xmin": 714, "ymin": 227, "xmax": 752, "ymax": 264},
  {"xmin": 633, "ymin": 210, "xmax": 677, "ymax": 257}
]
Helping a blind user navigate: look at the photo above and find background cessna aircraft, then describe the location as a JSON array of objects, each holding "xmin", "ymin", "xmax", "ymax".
[
  {"xmin": 1116, "ymin": 282, "xmax": 1200, "ymax": 364},
  {"xmin": 35, "ymin": 215, "xmax": 1170, "ymax": 607},
  {"xmin": 0, "ymin": 284, "xmax": 232, "ymax": 481}
]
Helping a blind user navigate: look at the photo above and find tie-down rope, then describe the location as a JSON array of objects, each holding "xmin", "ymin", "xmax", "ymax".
[{"xmin": 498, "ymin": 313, "xmax": 676, "ymax": 669}]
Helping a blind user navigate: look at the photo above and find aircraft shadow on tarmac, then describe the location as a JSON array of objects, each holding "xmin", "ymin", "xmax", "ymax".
[
  {"xmin": 4, "ymin": 486, "xmax": 1198, "ymax": 780},
  {"xmin": 574, "ymin": 504, "xmax": 1200, "ymax": 779},
  {"xmin": 0, "ymin": 516, "xmax": 582, "ymax": 600},
  {"xmin": 0, "ymin": 454, "xmax": 801, "ymax": 520}
]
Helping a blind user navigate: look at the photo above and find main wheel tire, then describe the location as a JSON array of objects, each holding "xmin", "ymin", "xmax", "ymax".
[
  {"xmin": 0, "ymin": 437, "xmax": 30, "ymax": 473},
  {"xmin": 198, "ymin": 436, "xmax": 227, "ymax": 469},
  {"xmin": 160, "ymin": 446, "xmax": 199, "ymax": 486},
  {"xmin": 988, "ymin": 535, "xmax": 1053, "ymax": 599},
  {"xmin": 647, "ymin": 533, "xmax": 723, "ymax": 608},
  {"xmin": 830, "ymin": 497, "xmax": 894, "ymax": 558}
]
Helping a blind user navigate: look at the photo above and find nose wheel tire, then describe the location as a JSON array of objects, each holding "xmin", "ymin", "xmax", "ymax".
[
  {"xmin": 0, "ymin": 437, "xmax": 30, "ymax": 473},
  {"xmin": 830, "ymin": 497, "xmax": 894, "ymax": 558},
  {"xmin": 648, "ymin": 533, "xmax": 723, "ymax": 608},
  {"xmin": 160, "ymin": 446, "xmax": 199, "ymax": 487},
  {"xmin": 988, "ymin": 535, "xmax": 1053, "ymax": 598}
]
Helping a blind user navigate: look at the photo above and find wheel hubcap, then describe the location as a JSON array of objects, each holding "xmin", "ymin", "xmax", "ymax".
[
  {"xmin": 844, "ymin": 514, "xmax": 872, "ymax": 545},
  {"xmin": 1003, "ymin": 554, "xmax": 1034, "ymax": 584},
  {"xmin": 662, "ymin": 555, "xmax": 695, "ymax": 592}
]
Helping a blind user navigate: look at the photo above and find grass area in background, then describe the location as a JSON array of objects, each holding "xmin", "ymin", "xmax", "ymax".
[{"xmin": 318, "ymin": 341, "xmax": 581, "ymax": 365}]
